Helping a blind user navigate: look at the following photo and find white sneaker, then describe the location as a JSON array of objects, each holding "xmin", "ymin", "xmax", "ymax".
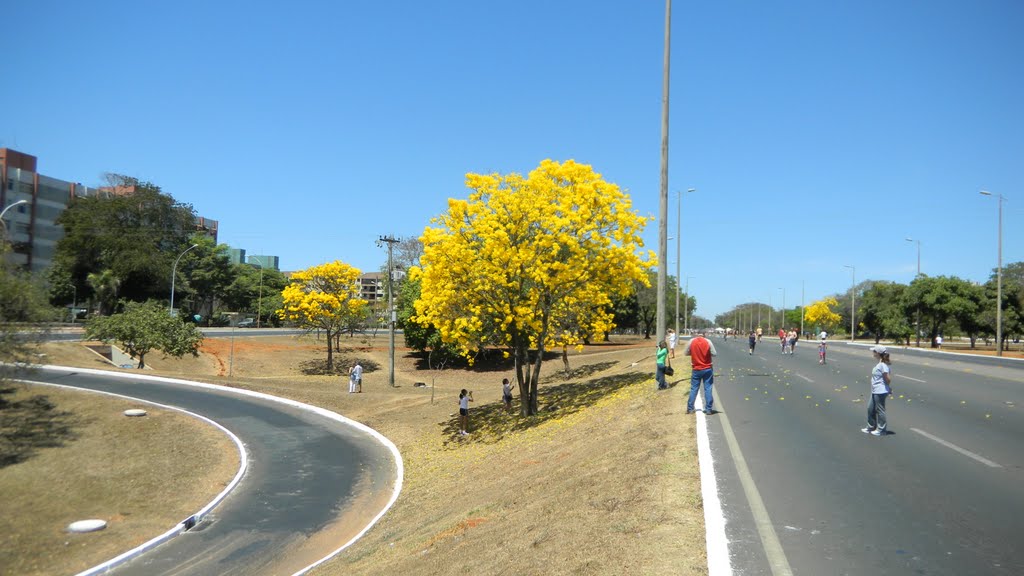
[
  {"xmin": 861, "ymin": 427, "xmax": 873, "ymax": 434},
  {"xmin": 871, "ymin": 429, "xmax": 884, "ymax": 436}
]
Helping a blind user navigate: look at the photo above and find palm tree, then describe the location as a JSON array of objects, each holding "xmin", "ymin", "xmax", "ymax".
[{"xmin": 87, "ymin": 269, "xmax": 121, "ymax": 316}]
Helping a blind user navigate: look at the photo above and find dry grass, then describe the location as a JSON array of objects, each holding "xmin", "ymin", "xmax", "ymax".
[
  {"xmin": 13, "ymin": 333, "xmax": 706, "ymax": 576},
  {"xmin": 0, "ymin": 384, "xmax": 239, "ymax": 576}
]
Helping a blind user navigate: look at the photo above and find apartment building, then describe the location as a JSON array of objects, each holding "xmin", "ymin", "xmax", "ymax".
[{"xmin": 0, "ymin": 148, "xmax": 217, "ymax": 273}]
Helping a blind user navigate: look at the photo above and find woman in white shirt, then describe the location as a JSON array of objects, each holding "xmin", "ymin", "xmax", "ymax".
[{"xmin": 862, "ymin": 345, "xmax": 892, "ymax": 436}]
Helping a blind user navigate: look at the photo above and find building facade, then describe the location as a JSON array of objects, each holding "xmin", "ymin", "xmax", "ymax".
[{"xmin": 0, "ymin": 148, "xmax": 218, "ymax": 274}]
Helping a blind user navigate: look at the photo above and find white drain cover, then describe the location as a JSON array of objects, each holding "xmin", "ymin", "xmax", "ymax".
[
  {"xmin": 68, "ymin": 519, "xmax": 107, "ymax": 533},
  {"xmin": 123, "ymin": 409, "xmax": 148, "ymax": 417}
]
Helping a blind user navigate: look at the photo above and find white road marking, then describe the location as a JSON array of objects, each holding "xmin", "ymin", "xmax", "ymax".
[
  {"xmin": 712, "ymin": 397, "xmax": 794, "ymax": 576},
  {"xmin": 795, "ymin": 373, "xmax": 814, "ymax": 383},
  {"xmin": 910, "ymin": 427, "xmax": 1003, "ymax": 468},
  {"xmin": 695, "ymin": 397, "xmax": 733, "ymax": 575},
  {"xmin": 899, "ymin": 375, "xmax": 927, "ymax": 383}
]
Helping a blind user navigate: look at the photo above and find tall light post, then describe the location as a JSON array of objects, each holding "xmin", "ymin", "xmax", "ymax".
[
  {"xmin": 980, "ymin": 190, "xmax": 1005, "ymax": 356},
  {"xmin": 768, "ymin": 293, "xmax": 773, "ymax": 332},
  {"xmin": 777, "ymin": 287, "xmax": 786, "ymax": 331},
  {"xmin": 250, "ymin": 259, "xmax": 265, "ymax": 328},
  {"xmin": 656, "ymin": 0, "xmax": 672, "ymax": 346},
  {"xmin": 905, "ymin": 237, "xmax": 922, "ymax": 347},
  {"xmin": 675, "ymin": 188, "xmax": 696, "ymax": 336},
  {"xmin": 378, "ymin": 235, "xmax": 400, "ymax": 386},
  {"xmin": 169, "ymin": 243, "xmax": 199, "ymax": 316},
  {"xmin": 844, "ymin": 265, "xmax": 856, "ymax": 341},
  {"xmin": 0, "ymin": 199, "xmax": 29, "ymax": 244},
  {"xmin": 684, "ymin": 276, "xmax": 695, "ymax": 333},
  {"xmin": 800, "ymin": 280, "xmax": 805, "ymax": 337}
]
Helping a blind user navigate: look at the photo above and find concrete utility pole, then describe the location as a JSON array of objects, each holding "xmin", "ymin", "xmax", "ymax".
[
  {"xmin": 656, "ymin": 0, "xmax": 672, "ymax": 346},
  {"xmin": 979, "ymin": 191, "xmax": 1005, "ymax": 356},
  {"xmin": 379, "ymin": 235, "xmax": 400, "ymax": 386}
]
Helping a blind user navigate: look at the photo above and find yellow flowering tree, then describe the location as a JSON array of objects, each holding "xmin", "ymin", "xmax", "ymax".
[
  {"xmin": 278, "ymin": 261, "xmax": 367, "ymax": 370},
  {"xmin": 805, "ymin": 297, "xmax": 842, "ymax": 333},
  {"xmin": 412, "ymin": 159, "xmax": 655, "ymax": 415}
]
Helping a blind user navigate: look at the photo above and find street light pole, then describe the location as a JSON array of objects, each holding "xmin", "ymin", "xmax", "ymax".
[
  {"xmin": 379, "ymin": 235, "xmax": 400, "ymax": 386},
  {"xmin": 844, "ymin": 265, "xmax": 856, "ymax": 341},
  {"xmin": 980, "ymin": 191, "xmax": 1005, "ymax": 356},
  {"xmin": 778, "ymin": 287, "xmax": 785, "ymax": 332},
  {"xmin": 0, "ymin": 199, "xmax": 29, "ymax": 245},
  {"xmin": 906, "ymin": 237, "xmax": 922, "ymax": 347},
  {"xmin": 675, "ymin": 188, "xmax": 695, "ymax": 337},
  {"xmin": 684, "ymin": 276, "xmax": 694, "ymax": 332},
  {"xmin": 169, "ymin": 244, "xmax": 200, "ymax": 316}
]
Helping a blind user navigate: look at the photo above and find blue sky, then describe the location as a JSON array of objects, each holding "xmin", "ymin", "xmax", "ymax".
[{"xmin": 4, "ymin": 0, "xmax": 1021, "ymax": 319}]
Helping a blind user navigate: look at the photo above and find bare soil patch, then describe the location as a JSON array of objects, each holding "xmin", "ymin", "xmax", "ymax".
[{"xmin": 18, "ymin": 333, "xmax": 705, "ymax": 575}]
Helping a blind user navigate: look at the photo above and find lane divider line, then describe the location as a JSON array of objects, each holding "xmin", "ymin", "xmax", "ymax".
[
  {"xmin": 910, "ymin": 427, "xmax": 1002, "ymax": 468},
  {"xmin": 898, "ymin": 375, "xmax": 928, "ymax": 383},
  {"xmin": 712, "ymin": 397, "xmax": 794, "ymax": 576},
  {"xmin": 794, "ymin": 373, "xmax": 814, "ymax": 383}
]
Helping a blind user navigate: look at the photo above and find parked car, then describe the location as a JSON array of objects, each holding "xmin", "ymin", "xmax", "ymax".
[{"xmin": 237, "ymin": 318, "xmax": 256, "ymax": 328}]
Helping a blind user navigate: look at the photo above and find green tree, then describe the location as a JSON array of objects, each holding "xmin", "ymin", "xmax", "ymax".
[
  {"xmin": 85, "ymin": 300, "xmax": 204, "ymax": 368},
  {"xmin": 52, "ymin": 175, "xmax": 197, "ymax": 304},
  {"xmin": 859, "ymin": 282, "xmax": 912, "ymax": 344},
  {"xmin": 1, "ymin": 263, "xmax": 59, "ymax": 368},
  {"xmin": 87, "ymin": 269, "xmax": 121, "ymax": 316},
  {"xmin": 175, "ymin": 235, "xmax": 235, "ymax": 321},
  {"xmin": 904, "ymin": 275, "xmax": 983, "ymax": 347}
]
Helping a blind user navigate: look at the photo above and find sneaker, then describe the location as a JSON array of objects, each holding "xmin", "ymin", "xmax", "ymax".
[
  {"xmin": 871, "ymin": 429, "xmax": 885, "ymax": 436},
  {"xmin": 704, "ymin": 409, "xmax": 716, "ymax": 415},
  {"xmin": 861, "ymin": 427, "xmax": 874, "ymax": 434},
  {"xmin": 686, "ymin": 409, "xmax": 694, "ymax": 414}
]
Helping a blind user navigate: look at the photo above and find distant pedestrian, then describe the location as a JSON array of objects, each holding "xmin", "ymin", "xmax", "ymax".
[
  {"xmin": 935, "ymin": 335, "xmax": 943, "ymax": 348},
  {"xmin": 778, "ymin": 328, "xmax": 787, "ymax": 354},
  {"xmin": 684, "ymin": 330, "xmax": 718, "ymax": 414},
  {"xmin": 655, "ymin": 340, "xmax": 669, "ymax": 390},
  {"xmin": 818, "ymin": 338, "xmax": 827, "ymax": 364},
  {"xmin": 667, "ymin": 328, "xmax": 678, "ymax": 359},
  {"xmin": 756, "ymin": 326, "xmax": 763, "ymax": 342},
  {"xmin": 788, "ymin": 329, "xmax": 798, "ymax": 354},
  {"xmin": 862, "ymin": 345, "xmax": 892, "ymax": 436},
  {"xmin": 458, "ymin": 389, "xmax": 474, "ymax": 435},
  {"xmin": 748, "ymin": 330, "xmax": 756, "ymax": 355},
  {"xmin": 348, "ymin": 361, "xmax": 363, "ymax": 393},
  {"xmin": 502, "ymin": 377, "xmax": 514, "ymax": 411}
]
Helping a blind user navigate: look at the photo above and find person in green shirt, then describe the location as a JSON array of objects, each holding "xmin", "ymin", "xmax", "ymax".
[{"xmin": 656, "ymin": 340, "xmax": 669, "ymax": 390}]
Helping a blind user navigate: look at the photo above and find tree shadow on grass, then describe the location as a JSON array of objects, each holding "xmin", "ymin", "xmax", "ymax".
[
  {"xmin": 0, "ymin": 385, "xmax": 80, "ymax": 468},
  {"xmin": 299, "ymin": 356, "xmax": 382, "ymax": 376},
  {"xmin": 440, "ymin": 365, "xmax": 650, "ymax": 448}
]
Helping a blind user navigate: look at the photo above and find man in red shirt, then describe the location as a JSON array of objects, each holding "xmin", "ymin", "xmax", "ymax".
[{"xmin": 684, "ymin": 330, "xmax": 718, "ymax": 414}]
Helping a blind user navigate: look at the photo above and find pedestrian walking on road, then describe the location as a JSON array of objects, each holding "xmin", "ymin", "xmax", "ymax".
[
  {"xmin": 818, "ymin": 337, "xmax": 827, "ymax": 364},
  {"xmin": 748, "ymin": 330, "xmax": 757, "ymax": 355},
  {"xmin": 684, "ymin": 330, "xmax": 718, "ymax": 414},
  {"xmin": 862, "ymin": 345, "xmax": 892, "ymax": 436},
  {"xmin": 655, "ymin": 340, "xmax": 669, "ymax": 390}
]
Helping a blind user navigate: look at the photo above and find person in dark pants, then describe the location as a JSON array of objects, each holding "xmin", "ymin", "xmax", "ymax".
[
  {"xmin": 862, "ymin": 345, "xmax": 892, "ymax": 436},
  {"xmin": 655, "ymin": 340, "xmax": 669, "ymax": 390},
  {"xmin": 748, "ymin": 330, "xmax": 757, "ymax": 355},
  {"xmin": 684, "ymin": 330, "xmax": 718, "ymax": 414}
]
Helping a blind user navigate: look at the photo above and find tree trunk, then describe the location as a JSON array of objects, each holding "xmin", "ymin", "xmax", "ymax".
[
  {"xmin": 562, "ymin": 346, "xmax": 570, "ymax": 376},
  {"xmin": 325, "ymin": 328, "xmax": 334, "ymax": 371},
  {"xmin": 137, "ymin": 352, "xmax": 146, "ymax": 369}
]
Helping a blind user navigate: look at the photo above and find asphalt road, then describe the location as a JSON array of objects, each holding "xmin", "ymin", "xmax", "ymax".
[
  {"xmin": 22, "ymin": 366, "xmax": 400, "ymax": 576},
  {"xmin": 697, "ymin": 337, "xmax": 1024, "ymax": 576}
]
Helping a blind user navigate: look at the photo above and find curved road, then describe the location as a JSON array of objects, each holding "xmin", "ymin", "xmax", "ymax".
[
  {"xmin": 22, "ymin": 365, "xmax": 401, "ymax": 576},
  {"xmin": 700, "ymin": 337, "xmax": 1024, "ymax": 576}
]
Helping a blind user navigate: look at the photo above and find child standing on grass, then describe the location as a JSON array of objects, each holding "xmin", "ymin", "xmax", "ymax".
[
  {"xmin": 458, "ymin": 389, "xmax": 474, "ymax": 436},
  {"xmin": 502, "ymin": 378, "xmax": 513, "ymax": 412}
]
